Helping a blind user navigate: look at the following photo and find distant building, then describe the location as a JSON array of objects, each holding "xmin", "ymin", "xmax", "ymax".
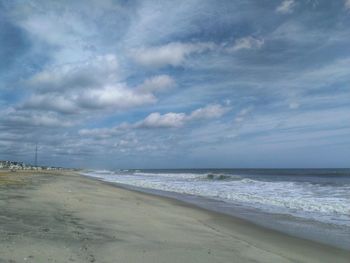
[{"xmin": 0, "ymin": 160, "xmax": 63, "ymax": 171}]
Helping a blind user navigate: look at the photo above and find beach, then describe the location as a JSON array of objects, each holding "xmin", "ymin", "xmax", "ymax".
[{"xmin": 0, "ymin": 170, "xmax": 349, "ymax": 263}]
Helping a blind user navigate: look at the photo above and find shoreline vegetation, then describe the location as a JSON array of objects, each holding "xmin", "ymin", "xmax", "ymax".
[{"xmin": 0, "ymin": 169, "xmax": 349, "ymax": 263}]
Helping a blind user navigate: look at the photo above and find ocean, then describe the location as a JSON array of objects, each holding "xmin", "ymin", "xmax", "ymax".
[{"xmin": 82, "ymin": 168, "xmax": 350, "ymax": 250}]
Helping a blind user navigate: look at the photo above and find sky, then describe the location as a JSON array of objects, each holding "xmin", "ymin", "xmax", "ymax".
[{"xmin": 0, "ymin": 0, "xmax": 349, "ymax": 169}]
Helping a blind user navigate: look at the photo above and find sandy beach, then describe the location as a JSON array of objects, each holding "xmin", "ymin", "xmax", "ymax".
[{"xmin": 0, "ymin": 170, "xmax": 349, "ymax": 263}]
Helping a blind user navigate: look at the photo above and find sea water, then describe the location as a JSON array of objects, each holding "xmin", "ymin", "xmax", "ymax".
[{"xmin": 82, "ymin": 169, "xmax": 350, "ymax": 250}]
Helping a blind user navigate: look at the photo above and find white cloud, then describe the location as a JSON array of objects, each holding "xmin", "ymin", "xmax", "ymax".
[
  {"xmin": 139, "ymin": 104, "xmax": 229, "ymax": 128},
  {"xmin": 134, "ymin": 104, "xmax": 228, "ymax": 129},
  {"xmin": 138, "ymin": 112, "xmax": 187, "ymax": 128},
  {"xmin": 227, "ymin": 37, "xmax": 264, "ymax": 52},
  {"xmin": 276, "ymin": 0, "xmax": 296, "ymax": 14},
  {"xmin": 2, "ymin": 109, "xmax": 72, "ymax": 128},
  {"xmin": 188, "ymin": 104, "xmax": 229, "ymax": 120},
  {"xmin": 79, "ymin": 103, "xmax": 230, "ymax": 136},
  {"xmin": 24, "ymin": 55, "xmax": 171, "ymax": 114},
  {"xmin": 24, "ymin": 83, "xmax": 157, "ymax": 113},
  {"xmin": 131, "ymin": 42, "xmax": 214, "ymax": 68},
  {"xmin": 138, "ymin": 75, "xmax": 175, "ymax": 93},
  {"xmin": 77, "ymin": 84, "xmax": 156, "ymax": 110},
  {"xmin": 17, "ymin": 114, "xmax": 71, "ymax": 127},
  {"xmin": 24, "ymin": 94, "xmax": 78, "ymax": 114},
  {"xmin": 28, "ymin": 54, "xmax": 120, "ymax": 92},
  {"xmin": 345, "ymin": 0, "xmax": 350, "ymax": 9}
]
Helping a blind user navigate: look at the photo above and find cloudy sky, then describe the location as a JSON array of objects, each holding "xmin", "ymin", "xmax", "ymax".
[{"xmin": 0, "ymin": 0, "xmax": 349, "ymax": 169}]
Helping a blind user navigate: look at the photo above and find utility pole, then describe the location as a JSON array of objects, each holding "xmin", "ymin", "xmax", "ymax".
[{"xmin": 34, "ymin": 143, "xmax": 38, "ymax": 167}]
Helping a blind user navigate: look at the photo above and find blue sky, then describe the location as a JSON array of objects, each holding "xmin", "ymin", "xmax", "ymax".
[{"xmin": 0, "ymin": 0, "xmax": 349, "ymax": 169}]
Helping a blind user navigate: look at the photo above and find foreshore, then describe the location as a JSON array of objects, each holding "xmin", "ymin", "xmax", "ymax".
[{"xmin": 0, "ymin": 170, "xmax": 349, "ymax": 263}]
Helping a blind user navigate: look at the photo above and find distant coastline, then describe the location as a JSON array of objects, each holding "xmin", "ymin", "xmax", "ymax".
[{"xmin": 0, "ymin": 160, "xmax": 69, "ymax": 171}]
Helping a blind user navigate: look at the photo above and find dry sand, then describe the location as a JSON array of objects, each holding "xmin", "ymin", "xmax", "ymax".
[{"xmin": 0, "ymin": 170, "xmax": 349, "ymax": 263}]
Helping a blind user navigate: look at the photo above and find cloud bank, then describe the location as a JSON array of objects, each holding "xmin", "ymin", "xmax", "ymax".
[{"xmin": 0, "ymin": 0, "xmax": 349, "ymax": 168}]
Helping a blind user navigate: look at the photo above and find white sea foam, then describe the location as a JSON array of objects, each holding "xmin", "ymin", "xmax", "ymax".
[{"xmin": 82, "ymin": 170, "xmax": 350, "ymax": 227}]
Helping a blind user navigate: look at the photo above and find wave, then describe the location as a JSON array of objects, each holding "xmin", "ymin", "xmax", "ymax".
[
  {"xmin": 82, "ymin": 170, "xmax": 350, "ymax": 227},
  {"xmin": 205, "ymin": 173, "xmax": 232, "ymax": 180},
  {"xmin": 132, "ymin": 172, "xmax": 242, "ymax": 181}
]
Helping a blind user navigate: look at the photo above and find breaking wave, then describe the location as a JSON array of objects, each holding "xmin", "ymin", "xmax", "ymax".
[{"xmin": 82, "ymin": 169, "xmax": 350, "ymax": 227}]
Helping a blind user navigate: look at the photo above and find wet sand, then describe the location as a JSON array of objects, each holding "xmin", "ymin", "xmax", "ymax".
[{"xmin": 0, "ymin": 170, "xmax": 349, "ymax": 263}]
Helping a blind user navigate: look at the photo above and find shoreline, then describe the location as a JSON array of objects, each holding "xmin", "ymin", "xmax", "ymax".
[
  {"xmin": 81, "ymin": 171, "xmax": 350, "ymax": 250},
  {"xmin": 1, "ymin": 170, "xmax": 349, "ymax": 262}
]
